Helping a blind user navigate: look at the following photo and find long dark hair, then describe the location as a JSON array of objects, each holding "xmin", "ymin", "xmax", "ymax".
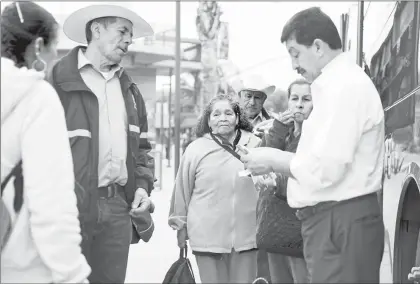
[
  {"xmin": 1, "ymin": 1, "xmax": 58, "ymax": 67},
  {"xmin": 195, "ymin": 94, "xmax": 253, "ymax": 138}
]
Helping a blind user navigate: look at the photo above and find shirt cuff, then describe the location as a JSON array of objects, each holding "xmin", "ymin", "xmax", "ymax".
[{"xmin": 136, "ymin": 179, "xmax": 151, "ymax": 196}]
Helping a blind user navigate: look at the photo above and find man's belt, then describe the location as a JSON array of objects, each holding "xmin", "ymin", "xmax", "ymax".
[
  {"xmin": 296, "ymin": 192, "xmax": 377, "ymax": 221},
  {"xmin": 98, "ymin": 183, "xmax": 124, "ymax": 198}
]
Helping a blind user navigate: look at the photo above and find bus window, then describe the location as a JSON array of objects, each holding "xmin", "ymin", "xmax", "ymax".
[
  {"xmin": 388, "ymin": 74, "xmax": 415, "ymax": 144},
  {"xmin": 413, "ymin": 26, "xmax": 420, "ymax": 152},
  {"xmin": 418, "ymin": 21, "xmax": 420, "ymax": 83},
  {"xmin": 414, "ymin": 90, "xmax": 420, "ymax": 152}
]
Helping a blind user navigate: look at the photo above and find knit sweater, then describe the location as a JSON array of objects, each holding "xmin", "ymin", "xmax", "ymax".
[{"xmin": 169, "ymin": 130, "xmax": 261, "ymax": 253}]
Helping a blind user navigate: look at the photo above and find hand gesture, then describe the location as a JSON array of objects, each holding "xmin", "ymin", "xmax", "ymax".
[
  {"xmin": 385, "ymin": 138, "xmax": 406, "ymax": 177},
  {"xmin": 408, "ymin": 266, "xmax": 420, "ymax": 282},
  {"xmin": 177, "ymin": 227, "xmax": 188, "ymax": 249},
  {"xmin": 130, "ymin": 188, "xmax": 154, "ymax": 218},
  {"xmin": 238, "ymin": 145, "xmax": 274, "ymax": 176},
  {"xmin": 254, "ymin": 119, "xmax": 274, "ymax": 136},
  {"xmin": 276, "ymin": 109, "xmax": 295, "ymax": 125}
]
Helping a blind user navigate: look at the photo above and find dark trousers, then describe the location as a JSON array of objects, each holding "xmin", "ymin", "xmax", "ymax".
[
  {"xmin": 267, "ymin": 252, "xmax": 309, "ymax": 283},
  {"xmin": 82, "ymin": 191, "xmax": 132, "ymax": 284},
  {"xmin": 298, "ymin": 193, "xmax": 384, "ymax": 283}
]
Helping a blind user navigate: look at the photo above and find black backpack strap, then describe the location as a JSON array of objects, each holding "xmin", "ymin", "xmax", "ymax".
[{"xmin": 1, "ymin": 161, "xmax": 24, "ymax": 212}]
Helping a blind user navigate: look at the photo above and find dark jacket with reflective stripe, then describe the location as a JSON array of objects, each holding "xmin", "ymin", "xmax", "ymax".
[{"xmin": 48, "ymin": 46, "xmax": 155, "ymax": 239}]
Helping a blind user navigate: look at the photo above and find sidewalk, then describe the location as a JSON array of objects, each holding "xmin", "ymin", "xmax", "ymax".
[{"xmin": 125, "ymin": 157, "xmax": 202, "ymax": 283}]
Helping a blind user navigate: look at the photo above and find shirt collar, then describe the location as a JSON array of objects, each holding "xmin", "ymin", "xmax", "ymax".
[
  {"xmin": 77, "ymin": 49, "xmax": 124, "ymax": 78},
  {"xmin": 312, "ymin": 52, "xmax": 351, "ymax": 89},
  {"xmin": 251, "ymin": 112, "xmax": 264, "ymax": 125}
]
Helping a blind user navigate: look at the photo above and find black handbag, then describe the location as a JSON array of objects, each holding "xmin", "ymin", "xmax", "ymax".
[
  {"xmin": 162, "ymin": 246, "xmax": 196, "ymax": 284},
  {"xmin": 256, "ymin": 186, "xmax": 304, "ymax": 258}
]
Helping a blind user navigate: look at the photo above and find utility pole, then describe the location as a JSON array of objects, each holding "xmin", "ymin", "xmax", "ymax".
[
  {"xmin": 167, "ymin": 69, "xmax": 173, "ymax": 167},
  {"xmin": 174, "ymin": 0, "xmax": 181, "ymax": 176},
  {"xmin": 356, "ymin": 1, "xmax": 364, "ymax": 67}
]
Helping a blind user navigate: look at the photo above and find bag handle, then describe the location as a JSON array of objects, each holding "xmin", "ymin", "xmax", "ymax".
[
  {"xmin": 179, "ymin": 245, "xmax": 188, "ymax": 259},
  {"xmin": 179, "ymin": 244, "xmax": 196, "ymax": 281}
]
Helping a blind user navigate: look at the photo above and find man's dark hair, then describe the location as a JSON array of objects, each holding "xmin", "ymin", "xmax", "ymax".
[
  {"xmin": 287, "ymin": 78, "xmax": 310, "ymax": 98},
  {"xmin": 85, "ymin": 16, "xmax": 117, "ymax": 44},
  {"xmin": 281, "ymin": 7, "xmax": 342, "ymax": 50},
  {"xmin": 1, "ymin": 1, "xmax": 58, "ymax": 67},
  {"xmin": 195, "ymin": 94, "xmax": 254, "ymax": 137}
]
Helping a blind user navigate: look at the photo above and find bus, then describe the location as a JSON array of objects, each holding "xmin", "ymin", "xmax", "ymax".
[{"xmin": 346, "ymin": 1, "xmax": 420, "ymax": 282}]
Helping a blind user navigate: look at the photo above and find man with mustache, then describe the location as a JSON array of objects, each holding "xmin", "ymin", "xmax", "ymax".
[
  {"xmin": 48, "ymin": 5, "xmax": 155, "ymax": 283},
  {"xmin": 240, "ymin": 7, "xmax": 385, "ymax": 283}
]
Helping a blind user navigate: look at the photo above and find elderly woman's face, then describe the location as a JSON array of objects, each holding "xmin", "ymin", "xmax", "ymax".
[{"xmin": 208, "ymin": 100, "xmax": 238, "ymax": 136}]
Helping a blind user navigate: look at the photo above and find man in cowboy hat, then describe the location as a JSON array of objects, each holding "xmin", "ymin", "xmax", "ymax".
[
  {"xmin": 235, "ymin": 75, "xmax": 276, "ymax": 139},
  {"xmin": 48, "ymin": 5, "xmax": 155, "ymax": 283}
]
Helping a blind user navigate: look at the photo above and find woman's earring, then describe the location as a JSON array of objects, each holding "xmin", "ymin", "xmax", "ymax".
[{"xmin": 31, "ymin": 51, "xmax": 47, "ymax": 73}]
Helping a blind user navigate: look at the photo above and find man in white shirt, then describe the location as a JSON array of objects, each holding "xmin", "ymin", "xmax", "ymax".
[{"xmin": 240, "ymin": 7, "xmax": 385, "ymax": 283}]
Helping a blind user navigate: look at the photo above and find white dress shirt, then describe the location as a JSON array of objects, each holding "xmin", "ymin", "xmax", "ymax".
[
  {"xmin": 287, "ymin": 52, "xmax": 385, "ymax": 208},
  {"xmin": 78, "ymin": 50, "xmax": 128, "ymax": 187}
]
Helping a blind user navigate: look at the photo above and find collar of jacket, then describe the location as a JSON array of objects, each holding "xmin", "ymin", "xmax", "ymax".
[
  {"xmin": 261, "ymin": 107, "xmax": 272, "ymax": 120},
  {"xmin": 204, "ymin": 130, "xmax": 258, "ymax": 148},
  {"xmin": 53, "ymin": 46, "xmax": 134, "ymax": 94}
]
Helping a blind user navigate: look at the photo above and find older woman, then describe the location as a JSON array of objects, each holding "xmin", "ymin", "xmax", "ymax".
[
  {"xmin": 255, "ymin": 79, "xmax": 313, "ymax": 283},
  {"xmin": 169, "ymin": 94, "xmax": 260, "ymax": 283}
]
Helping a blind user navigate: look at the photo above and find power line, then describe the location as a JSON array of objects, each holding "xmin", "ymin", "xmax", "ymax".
[
  {"xmin": 384, "ymin": 85, "xmax": 420, "ymax": 112},
  {"xmin": 364, "ymin": 1, "xmax": 371, "ymax": 19}
]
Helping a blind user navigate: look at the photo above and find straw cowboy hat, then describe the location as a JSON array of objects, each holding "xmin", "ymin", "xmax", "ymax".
[
  {"xmin": 233, "ymin": 75, "xmax": 276, "ymax": 97},
  {"xmin": 63, "ymin": 4, "xmax": 154, "ymax": 44}
]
